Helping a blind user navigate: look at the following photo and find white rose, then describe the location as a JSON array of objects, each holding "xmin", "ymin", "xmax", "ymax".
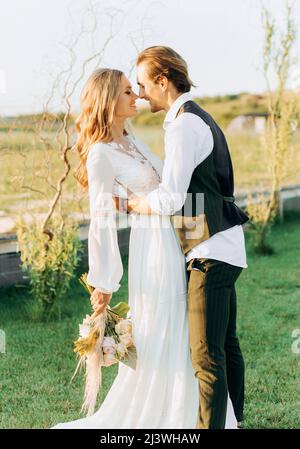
[
  {"xmin": 115, "ymin": 319, "xmax": 132, "ymax": 335},
  {"xmin": 103, "ymin": 345, "xmax": 116, "ymax": 355},
  {"xmin": 79, "ymin": 324, "xmax": 91, "ymax": 338},
  {"xmin": 119, "ymin": 333, "xmax": 133, "ymax": 348},
  {"xmin": 103, "ymin": 353, "xmax": 118, "ymax": 367},
  {"xmin": 102, "ymin": 336, "xmax": 116, "ymax": 354},
  {"xmin": 102, "ymin": 336, "xmax": 116, "ymax": 347},
  {"xmin": 116, "ymin": 343, "xmax": 127, "ymax": 358}
]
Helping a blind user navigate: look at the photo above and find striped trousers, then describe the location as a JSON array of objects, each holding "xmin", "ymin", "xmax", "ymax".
[{"xmin": 186, "ymin": 258, "xmax": 245, "ymax": 429}]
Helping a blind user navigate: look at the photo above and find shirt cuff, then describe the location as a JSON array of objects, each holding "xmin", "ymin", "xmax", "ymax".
[
  {"xmin": 147, "ymin": 190, "xmax": 164, "ymax": 214},
  {"xmin": 147, "ymin": 189, "xmax": 186, "ymax": 215}
]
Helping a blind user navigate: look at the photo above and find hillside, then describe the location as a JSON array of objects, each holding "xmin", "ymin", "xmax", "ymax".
[
  {"xmin": 132, "ymin": 93, "xmax": 268, "ymax": 128},
  {"xmin": 0, "ymin": 93, "xmax": 268, "ymax": 131}
]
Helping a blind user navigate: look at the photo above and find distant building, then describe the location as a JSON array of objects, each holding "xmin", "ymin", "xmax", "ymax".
[{"xmin": 227, "ymin": 113, "xmax": 268, "ymax": 134}]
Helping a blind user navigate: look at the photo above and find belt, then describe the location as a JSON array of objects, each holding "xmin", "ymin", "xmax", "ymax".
[{"xmin": 223, "ymin": 195, "xmax": 235, "ymax": 203}]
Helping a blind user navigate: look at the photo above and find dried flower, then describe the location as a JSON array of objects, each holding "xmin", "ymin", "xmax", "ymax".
[{"xmin": 79, "ymin": 324, "xmax": 91, "ymax": 338}]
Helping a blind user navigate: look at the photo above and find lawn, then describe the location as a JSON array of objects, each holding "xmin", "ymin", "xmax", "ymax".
[{"xmin": 0, "ymin": 214, "xmax": 299, "ymax": 429}]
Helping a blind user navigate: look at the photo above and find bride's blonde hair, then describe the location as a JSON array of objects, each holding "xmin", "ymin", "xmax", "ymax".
[{"xmin": 73, "ymin": 68, "xmax": 126, "ymax": 191}]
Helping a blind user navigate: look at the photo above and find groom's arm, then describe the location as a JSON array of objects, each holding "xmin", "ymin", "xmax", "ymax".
[{"xmin": 128, "ymin": 115, "xmax": 212, "ymax": 215}]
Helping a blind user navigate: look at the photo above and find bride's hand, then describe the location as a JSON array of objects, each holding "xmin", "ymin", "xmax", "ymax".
[{"xmin": 90, "ymin": 288, "xmax": 112, "ymax": 316}]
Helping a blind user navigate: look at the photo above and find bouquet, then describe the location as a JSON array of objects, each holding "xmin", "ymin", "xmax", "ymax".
[{"xmin": 71, "ymin": 273, "xmax": 137, "ymax": 416}]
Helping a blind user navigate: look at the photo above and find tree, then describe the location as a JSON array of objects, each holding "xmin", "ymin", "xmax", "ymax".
[
  {"xmin": 247, "ymin": 2, "xmax": 300, "ymax": 255},
  {"xmin": 15, "ymin": 1, "xmax": 145, "ymax": 320}
]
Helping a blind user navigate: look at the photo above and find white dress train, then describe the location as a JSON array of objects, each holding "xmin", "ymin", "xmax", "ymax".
[{"xmin": 51, "ymin": 135, "xmax": 237, "ymax": 429}]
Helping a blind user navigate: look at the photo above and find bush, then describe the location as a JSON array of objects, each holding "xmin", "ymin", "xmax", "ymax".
[{"xmin": 16, "ymin": 216, "xmax": 84, "ymax": 321}]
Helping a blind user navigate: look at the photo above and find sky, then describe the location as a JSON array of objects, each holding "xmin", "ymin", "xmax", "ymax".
[{"xmin": 0, "ymin": 0, "xmax": 300, "ymax": 115}]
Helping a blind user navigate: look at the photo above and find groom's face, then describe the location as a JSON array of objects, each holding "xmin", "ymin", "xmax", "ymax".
[{"xmin": 136, "ymin": 62, "xmax": 166, "ymax": 113}]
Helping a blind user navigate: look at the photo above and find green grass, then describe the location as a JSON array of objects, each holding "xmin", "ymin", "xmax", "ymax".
[
  {"xmin": 134, "ymin": 126, "xmax": 300, "ymax": 191},
  {"xmin": 237, "ymin": 214, "xmax": 300, "ymax": 429},
  {"xmin": 0, "ymin": 216, "xmax": 300, "ymax": 429},
  {"xmin": 0, "ymin": 255, "xmax": 128, "ymax": 429}
]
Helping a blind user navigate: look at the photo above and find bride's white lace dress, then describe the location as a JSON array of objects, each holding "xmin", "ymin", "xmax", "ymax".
[{"xmin": 51, "ymin": 134, "xmax": 237, "ymax": 429}]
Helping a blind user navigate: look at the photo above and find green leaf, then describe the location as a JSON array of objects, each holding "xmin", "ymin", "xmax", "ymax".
[
  {"xmin": 120, "ymin": 345, "xmax": 137, "ymax": 370},
  {"xmin": 109, "ymin": 301, "xmax": 129, "ymax": 318}
]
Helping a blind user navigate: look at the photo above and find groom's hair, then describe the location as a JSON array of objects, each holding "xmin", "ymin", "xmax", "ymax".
[{"xmin": 137, "ymin": 46, "xmax": 195, "ymax": 93}]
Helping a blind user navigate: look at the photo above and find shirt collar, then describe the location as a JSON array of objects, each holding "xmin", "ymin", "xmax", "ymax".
[{"xmin": 163, "ymin": 92, "xmax": 193, "ymax": 130}]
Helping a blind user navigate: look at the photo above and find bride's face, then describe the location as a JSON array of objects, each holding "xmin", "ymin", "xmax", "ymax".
[
  {"xmin": 136, "ymin": 62, "xmax": 167, "ymax": 113},
  {"xmin": 114, "ymin": 75, "xmax": 139, "ymax": 119}
]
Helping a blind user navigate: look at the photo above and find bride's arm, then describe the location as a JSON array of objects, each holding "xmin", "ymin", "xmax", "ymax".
[{"xmin": 86, "ymin": 145, "xmax": 123, "ymax": 301}]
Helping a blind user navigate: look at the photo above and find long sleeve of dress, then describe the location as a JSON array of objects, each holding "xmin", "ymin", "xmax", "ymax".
[{"xmin": 86, "ymin": 144, "xmax": 123, "ymax": 293}]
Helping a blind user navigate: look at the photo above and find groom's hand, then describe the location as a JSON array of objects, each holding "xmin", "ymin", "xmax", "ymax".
[{"xmin": 128, "ymin": 194, "xmax": 156, "ymax": 215}]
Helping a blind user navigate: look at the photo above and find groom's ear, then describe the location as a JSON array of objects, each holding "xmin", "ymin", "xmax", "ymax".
[{"xmin": 157, "ymin": 75, "xmax": 168, "ymax": 91}]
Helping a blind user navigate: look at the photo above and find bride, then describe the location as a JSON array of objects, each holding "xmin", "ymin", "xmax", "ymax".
[{"xmin": 51, "ymin": 68, "xmax": 237, "ymax": 429}]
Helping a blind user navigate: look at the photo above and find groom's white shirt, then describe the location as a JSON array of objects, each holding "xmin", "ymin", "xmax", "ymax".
[{"xmin": 147, "ymin": 92, "xmax": 247, "ymax": 268}]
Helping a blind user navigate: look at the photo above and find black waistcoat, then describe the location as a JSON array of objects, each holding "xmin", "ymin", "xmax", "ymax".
[{"xmin": 175, "ymin": 101, "xmax": 249, "ymax": 239}]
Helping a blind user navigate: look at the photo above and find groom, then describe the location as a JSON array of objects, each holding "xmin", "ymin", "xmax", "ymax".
[{"xmin": 128, "ymin": 46, "xmax": 248, "ymax": 429}]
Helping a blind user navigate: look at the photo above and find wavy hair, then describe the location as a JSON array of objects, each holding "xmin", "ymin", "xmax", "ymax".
[
  {"xmin": 137, "ymin": 46, "xmax": 195, "ymax": 93},
  {"xmin": 73, "ymin": 68, "xmax": 125, "ymax": 191}
]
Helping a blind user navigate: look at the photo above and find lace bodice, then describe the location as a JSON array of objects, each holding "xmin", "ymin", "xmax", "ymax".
[
  {"xmin": 85, "ymin": 134, "xmax": 163, "ymax": 293},
  {"xmin": 107, "ymin": 135, "xmax": 162, "ymax": 198}
]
